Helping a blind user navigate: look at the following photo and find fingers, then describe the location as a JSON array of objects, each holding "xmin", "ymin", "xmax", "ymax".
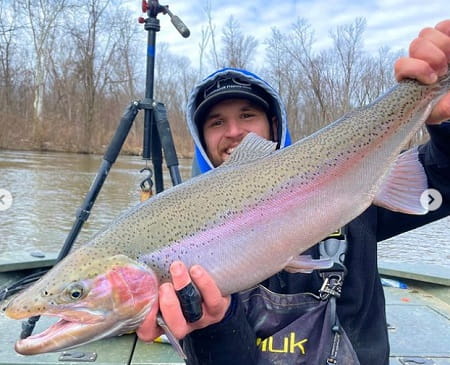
[
  {"xmin": 395, "ymin": 19, "xmax": 450, "ymax": 83},
  {"xmin": 170, "ymin": 261, "xmax": 191, "ymax": 290},
  {"xmin": 190, "ymin": 265, "xmax": 229, "ymax": 318},
  {"xmin": 435, "ymin": 19, "xmax": 450, "ymax": 38},
  {"xmin": 161, "ymin": 262, "xmax": 231, "ymax": 339},
  {"xmin": 136, "ymin": 297, "xmax": 163, "ymax": 342},
  {"xmin": 136, "ymin": 262, "xmax": 194, "ymax": 342},
  {"xmin": 171, "ymin": 262, "xmax": 203, "ymax": 323},
  {"xmin": 426, "ymin": 93, "xmax": 450, "ymax": 125},
  {"xmin": 394, "ymin": 57, "xmax": 438, "ymax": 84},
  {"xmin": 159, "ymin": 282, "xmax": 190, "ymax": 339},
  {"xmin": 410, "ymin": 29, "xmax": 448, "ymax": 74},
  {"xmin": 169, "ymin": 262, "xmax": 230, "ymax": 320},
  {"xmin": 137, "ymin": 261, "xmax": 231, "ymax": 342}
]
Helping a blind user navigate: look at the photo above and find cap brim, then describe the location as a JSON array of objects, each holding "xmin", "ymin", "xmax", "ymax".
[{"xmin": 194, "ymin": 89, "xmax": 270, "ymax": 128}]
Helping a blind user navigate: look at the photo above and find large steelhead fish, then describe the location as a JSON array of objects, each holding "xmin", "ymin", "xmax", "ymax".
[{"xmin": 4, "ymin": 72, "xmax": 450, "ymax": 355}]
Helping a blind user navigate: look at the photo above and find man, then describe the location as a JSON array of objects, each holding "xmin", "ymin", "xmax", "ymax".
[{"xmin": 138, "ymin": 20, "xmax": 450, "ymax": 364}]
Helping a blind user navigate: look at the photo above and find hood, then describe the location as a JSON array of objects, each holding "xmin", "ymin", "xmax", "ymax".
[{"xmin": 186, "ymin": 68, "xmax": 291, "ymax": 174}]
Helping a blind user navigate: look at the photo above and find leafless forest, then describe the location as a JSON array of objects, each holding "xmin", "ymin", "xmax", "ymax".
[{"xmin": 0, "ymin": 0, "xmax": 428, "ymax": 157}]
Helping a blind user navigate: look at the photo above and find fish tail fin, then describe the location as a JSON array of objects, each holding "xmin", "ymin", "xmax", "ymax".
[{"xmin": 373, "ymin": 147, "xmax": 428, "ymax": 214}]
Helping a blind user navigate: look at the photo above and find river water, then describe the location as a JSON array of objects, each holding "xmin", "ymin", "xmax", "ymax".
[{"xmin": 0, "ymin": 150, "xmax": 449, "ymax": 266}]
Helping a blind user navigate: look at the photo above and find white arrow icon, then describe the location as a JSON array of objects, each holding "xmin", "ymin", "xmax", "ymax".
[
  {"xmin": 0, "ymin": 189, "xmax": 13, "ymax": 211},
  {"xmin": 420, "ymin": 188, "xmax": 443, "ymax": 212}
]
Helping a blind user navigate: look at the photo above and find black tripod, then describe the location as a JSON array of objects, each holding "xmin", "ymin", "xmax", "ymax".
[
  {"xmin": 5, "ymin": 0, "xmax": 191, "ymax": 339},
  {"xmin": 139, "ymin": 0, "xmax": 190, "ymax": 193},
  {"xmin": 57, "ymin": 0, "xmax": 190, "ymax": 259}
]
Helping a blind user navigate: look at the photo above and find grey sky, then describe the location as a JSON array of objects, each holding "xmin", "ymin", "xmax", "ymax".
[{"xmin": 129, "ymin": 0, "xmax": 445, "ymax": 69}]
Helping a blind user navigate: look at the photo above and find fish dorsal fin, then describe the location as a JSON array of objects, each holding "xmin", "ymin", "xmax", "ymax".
[
  {"xmin": 373, "ymin": 147, "xmax": 428, "ymax": 214},
  {"xmin": 220, "ymin": 132, "xmax": 277, "ymax": 167}
]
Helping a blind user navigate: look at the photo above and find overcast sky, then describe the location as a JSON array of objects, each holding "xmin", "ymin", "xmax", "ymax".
[{"xmin": 129, "ymin": 0, "xmax": 445, "ymax": 70}]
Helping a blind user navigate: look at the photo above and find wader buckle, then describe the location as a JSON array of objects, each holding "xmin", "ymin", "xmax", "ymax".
[{"xmin": 319, "ymin": 272, "xmax": 344, "ymax": 301}]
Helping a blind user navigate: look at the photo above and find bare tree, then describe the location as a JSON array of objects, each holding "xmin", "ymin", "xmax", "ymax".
[
  {"xmin": 218, "ymin": 16, "xmax": 258, "ymax": 69},
  {"xmin": 355, "ymin": 46, "xmax": 401, "ymax": 106},
  {"xmin": 204, "ymin": 0, "xmax": 220, "ymax": 70},
  {"xmin": 68, "ymin": 0, "xmax": 133, "ymax": 151},
  {"xmin": 0, "ymin": 1, "xmax": 33, "ymax": 147},
  {"xmin": 324, "ymin": 17, "xmax": 368, "ymax": 117},
  {"xmin": 281, "ymin": 19, "xmax": 333, "ymax": 134},
  {"xmin": 263, "ymin": 18, "xmax": 401, "ymax": 141},
  {"xmin": 16, "ymin": 0, "xmax": 68, "ymax": 144},
  {"xmin": 262, "ymin": 27, "xmax": 303, "ymax": 138},
  {"xmin": 154, "ymin": 43, "xmax": 196, "ymax": 156},
  {"xmin": 71, "ymin": 0, "xmax": 104, "ymax": 151},
  {"xmin": 111, "ymin": 9, "xmax": 142, "ymax": 100},
  {"xmin": 2, "ymin": 5, "xmax": 419, "ymax": 156},
  {"xmin": 0, "ymin": 1, "xmax": 18, "ymax": 112},
  {"xmin": 198, "ymin": 25, "xmax": 211, "ymax": 78}
]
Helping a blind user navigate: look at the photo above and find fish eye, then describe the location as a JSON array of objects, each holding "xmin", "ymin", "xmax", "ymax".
[{"xmin": 66, "ymin": 283, "xmax": 86, "ymax": 301}]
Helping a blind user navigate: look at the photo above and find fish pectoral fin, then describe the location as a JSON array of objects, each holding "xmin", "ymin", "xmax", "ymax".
[
  {"xmin": 373, "ymin": 147, "xmax": 428, "ymax": 215},
  {"xmin": 284, "ymin": 255, "xmax": 334, "ymax": 274},
  {"xmin": 220, "ymin": 132, "xmax": 277, "ymax": 167},
  {"xmin": 156, "ymin": 314, "xmax": 187, "ymax": 360}
]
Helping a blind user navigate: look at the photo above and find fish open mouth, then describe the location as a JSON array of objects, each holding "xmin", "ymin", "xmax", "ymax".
[
  {"xmin": 22, "ymin": 317, "xmax": 74, "ymax": 340},
  {"xmin": 15, "ymin": 316, "xmax": 100, "ymax": 355}
]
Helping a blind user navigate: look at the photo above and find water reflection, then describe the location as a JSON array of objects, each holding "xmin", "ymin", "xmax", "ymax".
[
  {"xmin": 379, "ymin": 217, "xmax": 450, "ymax": 265},
  {"xmin": 0, "ymin": 150, "xmax": 449, "ymax": 266},
  {"xmin": 0, "ymin": 150, "xmax": 192, "ymax": 259}
]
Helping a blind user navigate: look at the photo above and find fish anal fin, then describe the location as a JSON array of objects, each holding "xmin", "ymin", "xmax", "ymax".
[
  {"xmin": 373, "ymin": 147, "xmax": 428, "ymax": 215},
  {"xmin": 284, "ymin": 255, "xmax": 334, "ymax": 274}
]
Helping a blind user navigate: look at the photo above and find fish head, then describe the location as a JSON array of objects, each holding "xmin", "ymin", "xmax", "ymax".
[{"xmin": 4, "ymin": 251, "xmax": 159, "ymax": 355}]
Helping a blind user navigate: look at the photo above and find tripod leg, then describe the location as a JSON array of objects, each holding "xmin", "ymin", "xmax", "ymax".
[
  {"xmin": 18, "ymin": 102, "xmax": 140, "ymax": 339},
  {"xmin": 153, "ymin": 102, "xmax": 182, "ymax": 186},
  {"xmin": 103, "ymin": 102, "xmax": 140, "ymax": 164},
  {"xmin": 57, "ymin": 101, "xmax": 140, "ymax": 261}
]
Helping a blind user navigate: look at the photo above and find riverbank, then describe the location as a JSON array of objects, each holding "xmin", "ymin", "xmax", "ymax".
[
  {"xmin": 0, "ymin": 110, "xmax": 194, "ymax": 158},
  {"xmin": 0, "ymin": 138, "xmax": 193, "ymax": 159},
  {"xmin": 0, "ymin": 139, "xmax": 142, "ymax": 156}
]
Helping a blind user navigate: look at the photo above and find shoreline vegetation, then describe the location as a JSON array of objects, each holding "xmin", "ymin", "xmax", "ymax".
[
  {"xmin": 0, "ymin": 6, "xmax": 429, "ymax": 157},
  {"xmin": 0, "ymin": 112, "xmax": 194, "ymax": 158}
]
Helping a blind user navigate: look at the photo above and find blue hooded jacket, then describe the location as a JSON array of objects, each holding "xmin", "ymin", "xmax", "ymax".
[
  {"xmin": 185, "ymin": 68, "xmax": 292, "ymax": 174},
  {"xmin": 181, "ymin": 69, "xmax": 450, "ymax": 365}
]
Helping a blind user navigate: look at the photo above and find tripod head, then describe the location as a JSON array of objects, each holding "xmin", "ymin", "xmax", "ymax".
[
  {"xmin": 142, "ymin": 0, "xmax": 164, "ymax": 17},
  {"xmin": 137, "ymin": 0, "xmax": 189, "ymax": 192},
  {"xmin": 138, "ymin": 0, "xmax": 190, "ymax": 38}
]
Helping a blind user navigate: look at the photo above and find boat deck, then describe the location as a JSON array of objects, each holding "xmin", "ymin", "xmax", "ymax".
[{"xmin": 0, "ymin": 255, "xmax": 448, "ymax": 365}]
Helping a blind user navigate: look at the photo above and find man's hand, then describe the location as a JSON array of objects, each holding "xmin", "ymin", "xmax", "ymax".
[
  {"xmin": 137, "ymin": 261, "xmax": 231, "ymax": 342},
  {"xmin": 394, "ymin": 19, "xmax": 450, "ymax": 125}
]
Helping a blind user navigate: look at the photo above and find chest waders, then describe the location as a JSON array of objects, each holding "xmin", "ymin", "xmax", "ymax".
[
  {"xmin": 238, "ymin": 228, "xmax": 360, "ymax": 365},
  {"xmin": 318, "ymin": 228, "xmax": 359, "ymax": 365}
]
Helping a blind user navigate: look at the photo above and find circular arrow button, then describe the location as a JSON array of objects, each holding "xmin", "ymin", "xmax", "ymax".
[
  {"xmin": 420, "ymin": 188, "xmax": 443, "ymax": 212},
  {"xmin": 0, "ymin": 189, "xmax": 13, "ymax": 211}
]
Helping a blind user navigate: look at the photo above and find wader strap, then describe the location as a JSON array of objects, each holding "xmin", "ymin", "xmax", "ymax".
[
  {"xmin": 318, "ymin": 227, "xmax": 348, "ymax": 364},
  {"xmin": 319, "ymin": 227, "xmax": 347, "ymax": 275}
]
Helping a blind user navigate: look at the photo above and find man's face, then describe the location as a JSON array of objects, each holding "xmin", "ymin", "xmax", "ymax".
[{"xmin": 202, "ymin": 98, "xmax": 274, "ymax": 167}]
